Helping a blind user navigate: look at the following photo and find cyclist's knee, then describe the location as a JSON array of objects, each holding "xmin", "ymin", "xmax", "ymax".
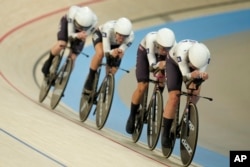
[
  {"xmin": 95, "ymin": 51, "xmax": 104, "ymax": 60},
  {"xmin": 70, "ymin": 53, "xmax": 77, "ymax": 60},
  {"xmin": 52, "ymin": 41, "xmax": 66, "ymax": 55},
  {"xmin": 58, "ymin": 41, "xmax": 67, "ymax": 49},
  {"xmin": 168, "ymin": 91, "xmax": 180, "ymax": 106},
  {"xmin": 137, "ymin": 82, "xmax": 148, "ymax": 94},
  {"xmin": 94, "ymin": 43, "xmax": 104, "ymax": 59}
]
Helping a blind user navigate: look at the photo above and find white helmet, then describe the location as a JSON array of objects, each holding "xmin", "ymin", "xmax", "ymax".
[
  {"xmin": 114, "ymin": 17, "xmax": 132, "ymax": 36},
  {"xmin": 188, "ymin": 43, "xmax": 210, "ymax": 69},
  {"xmin": 74, "ymin": 7, "xmax": 95, "ymax": 30},
  {"xmin": 156, "ymin": 28, "xmax": 176, "ymax": 48}
]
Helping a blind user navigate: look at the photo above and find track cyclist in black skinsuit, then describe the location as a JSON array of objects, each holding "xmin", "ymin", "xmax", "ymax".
[
  {"xmin": 162, "ymin": 39, "xmax": 211, "ymax": 148},
  {"xmin": 83, "ymin": 17, "xmax": 134, "ymax": 94},
  {"xmin": 126, "ymin": 28, "xmax": 176, "ymax": 134},
  {"xmin": 41, "ymin": 5, "xmax": 97, "ymax": 77}
]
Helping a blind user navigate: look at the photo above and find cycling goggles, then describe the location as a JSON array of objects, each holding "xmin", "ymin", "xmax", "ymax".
[
  {"xmin": 156, "ymin": 43, "xmax": 172, "ymax": 51},
  {"xmin": 116, "ymin": 32, "xmax": 129, "ymax": 38},
  {"xmin": 74, "ymin": 20, "xmax": 91, "ymax": 31}
]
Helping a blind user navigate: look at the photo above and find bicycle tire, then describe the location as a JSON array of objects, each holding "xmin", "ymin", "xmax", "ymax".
[
  {"xmin": 96, "ymin": 74, "xmax": 115, "ymax": 130},
  {"xmin": 39, "ymin": 55, "xmax": 61, "ymax": 103},
  {"xmin": 50, "ymin": 58, "xmax": 73, "ymax": 109},
  {"xmin": 38, "ymin": 77, "xmax": 51, "ymax": 103},
  {"xmin": 132, "ymin": 89, "xmax": 148, "ymax": 143},
  {"xmin": 79, "ymin": 72, "xmax": 99, "ymax": 122},
  {"xmin": 180, "ymin": 103, "xmax": 199, "ymax": 167},
  {"xmin": 147, "ymin": 90, "xmax": 163, "ymax": 150}
]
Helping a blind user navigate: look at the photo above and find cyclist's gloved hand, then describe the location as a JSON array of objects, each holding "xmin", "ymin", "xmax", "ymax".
[
  {"xmin": 105, "ymin": 52, "xmax": 121, "ymax": 67},
  {"xmin": 183, "ymin": 77, "xmax": 204, "ymax": 90},
  {"xmin": 109, "ymin": 48, "xmax": 123, "ymax": 58}
]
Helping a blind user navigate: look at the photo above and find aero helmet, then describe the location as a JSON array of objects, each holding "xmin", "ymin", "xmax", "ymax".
[
  {"xmin": 188, "ymin": 43, "xmax": 210, "ymax": 69},
  {"xmin": 114, "ymin": 17, "xmax": 132, "ymax": 36},
  {"xmin": 74, "ymin": 7, "xmax": 95, "ymax": 30},
  {"xmin": 156, "ymin": 28, "xmax": 176, "ymax": 48}
]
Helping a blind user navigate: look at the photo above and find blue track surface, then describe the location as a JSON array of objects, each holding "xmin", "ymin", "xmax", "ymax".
[{"xmin": 62, "ymin": 9, "xmax": 250, "ymax": 167}]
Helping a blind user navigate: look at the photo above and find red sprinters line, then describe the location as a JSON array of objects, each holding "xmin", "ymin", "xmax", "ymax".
[{"xmin": 0, "ymin": 0, "xmax": 104, "ymax": 43}]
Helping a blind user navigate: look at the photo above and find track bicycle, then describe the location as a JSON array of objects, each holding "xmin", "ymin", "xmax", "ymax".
[
  {"xmin": 38, "ymin": 45, "xmax": 88, "ymax": 109},
  {"xmin": 38, "ymin": 49, "xmax": 64, "ymax": 103},
  {"xmin": 161, "ymin": 79, "xmax": 213, "ymax": 167},
  {"xmin": 79, "ymin": 56, "xmax": 129, "ymax": 130},
  {"xmin": 132, "ymin": 70, "xmax": 164, "ymax": 150}
]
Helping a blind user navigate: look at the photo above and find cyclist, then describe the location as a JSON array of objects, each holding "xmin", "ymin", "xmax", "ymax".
[
  {"xmin": 161, "ymin": 39, "xmax": 211, "ymax": 147},
  {"xmin": 126, "ymin": 28, "xmax": 176, "ymax": 134},
  {"xmin": 41, "ymin": 5, "xmax": 97, "ymax": 77},
  {"xmin": 83, "ymin": 17, "xmax": 134, "ymax": 94}
]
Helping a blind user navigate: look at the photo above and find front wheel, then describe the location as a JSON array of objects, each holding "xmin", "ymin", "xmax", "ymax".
[
  {"xmin": 50, "ymin": 58, "xmax": 73, "ymax": 109},
  {"xmin": 180, "ymin": 103, "xmax": 199, "ymax": 167},
  {"xmin": 95, "ymin": 74, "xmax": 115, "ymax": 130},
  {"xmin": 147, "ymin": 90, "xmax": 163, "ymax": 150},
  {"xmin": 79, "ymin": 72, "xmax": 99, "ymax": 122},
  {"xmin": 38, "ymin": 55, "xmax": 61, "ymax": 103},
  {"xmin": 38, "ymin": 77, "xmax": 51, "ymax": 103}
]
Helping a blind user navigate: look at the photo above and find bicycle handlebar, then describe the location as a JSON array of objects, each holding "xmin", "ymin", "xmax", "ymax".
[
  {"xmin": 59, "ymin": 44, "xmax": 89, "ymax": 57},
  {"xmin": 180, "ymin": 91, "xmax": 213, "ymax": 101},
  {"xmin": 99, "ymin": 63, "xmax": 130, "ymax": 73},
  {"xmin": 152, "ymin": 68, "xmax": 165, "ymax": 79}
]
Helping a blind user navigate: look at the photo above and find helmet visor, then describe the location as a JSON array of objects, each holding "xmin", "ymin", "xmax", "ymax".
[
  {"xmin": 74, "ymin": 20, "xmax": 91, "ymax": 31},
  {"xmin": 156, "ymin": 42, "xmax": 172, "ymax": 51},
  {"xmin": 116, "ymin": 32, "xmax": 129, "ymax": 38}
]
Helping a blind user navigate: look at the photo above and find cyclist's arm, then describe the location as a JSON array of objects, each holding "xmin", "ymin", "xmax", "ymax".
[
  {"xmin": 145, "ymin": 36, "xmax": 157, "ymax": 71},
  {"xmin": 117, "ymin": 31, "xmax": 134, "ymax": 58},
  {"xmin": 67, "ymin": 6, "xmax": 79, "ymax": 39},
  {"xmin": 101, "ymin": 25, "xmax": 112, "ymax": 57},
  {"xmin": 176, "ymin": 50, "xmax": 191, "ymax": 79}
]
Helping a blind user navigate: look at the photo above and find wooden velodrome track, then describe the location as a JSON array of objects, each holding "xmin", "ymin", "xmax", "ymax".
[{"xmin": 1, "ymin": 0, "xmax": 250, "ymax": 166}]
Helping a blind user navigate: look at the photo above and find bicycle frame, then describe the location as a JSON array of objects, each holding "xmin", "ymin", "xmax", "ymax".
[
  {"xmin": 79, "ymin": 55, "xmax": 129, "ymax": 125},
  {"xmin": 132, "ymin": 73, "xmax": 164, "ymax": 150},
  {"xmin": 163, "ymin": 81, "xmax": 213, "ymax": 166}
]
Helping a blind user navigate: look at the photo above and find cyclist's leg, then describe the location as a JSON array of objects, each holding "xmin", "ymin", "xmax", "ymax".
[
  {"xmin": 126, "ymin": 46, "xmax": 149, "ymax": 134},
  {"xmin": 42, "ymin": 16, "xmax": 67, "ymax": 77},
  {"xmin": 126, "ymin": 102, "xmax": 140, "ymax": 134},
  {"xmin": 42, "ymin": 41, "xmax": 66, "ymax": 77},
  {"xmin": 84, "ymin": 31, "xmax": 103, "ymax": 93},
  {"xmin": 70, "ymin": 37, "xmax": 85, "ymax": 67},
  {"xmin": 162, "ymin": 58, "xmax": 182, "ymax": 148}
]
